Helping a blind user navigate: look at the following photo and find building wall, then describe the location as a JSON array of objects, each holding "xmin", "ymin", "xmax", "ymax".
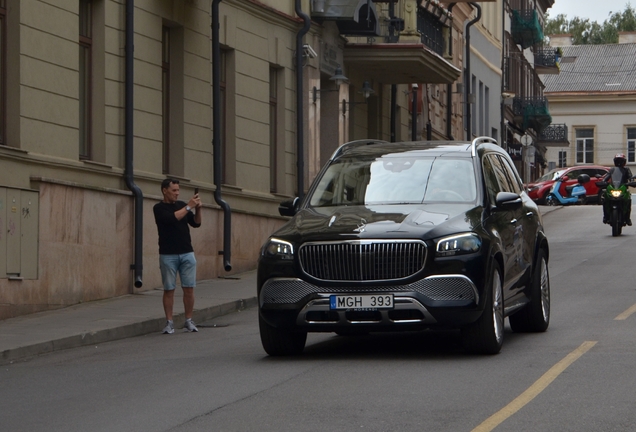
[
  {"xmin": 0, "ymin": 0, "xmax": 299, "ymax": 320},
  {"xmin": 544, "ymin": 96, "xmax": 636, "ymax": 168}
]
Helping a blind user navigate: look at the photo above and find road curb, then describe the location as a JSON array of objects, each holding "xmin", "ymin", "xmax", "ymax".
[{"xmin": 1, "ymin": 296, "xmax": 258, "ymax": 364}]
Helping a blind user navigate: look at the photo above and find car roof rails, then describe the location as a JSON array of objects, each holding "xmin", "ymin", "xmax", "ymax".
[
  {"xmin": 470, "ymin": 136, "xmax": 499, "ymax": 157},
  {"xmin": 330, "ymin": 139, "xmax": 388, "ymax": 160}
]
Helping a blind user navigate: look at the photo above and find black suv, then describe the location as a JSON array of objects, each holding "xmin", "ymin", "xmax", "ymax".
[{"xmin": 258, "ymin": 138, "xmax": 550, "ymax": 355}]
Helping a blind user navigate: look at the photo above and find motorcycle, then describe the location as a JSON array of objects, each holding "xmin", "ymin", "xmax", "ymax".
[
  {"xmin": 545, "ymin": 173, "xmax": 590, "ymax": 206},
  {"xmin": 595, "ymin": 173, "xmax": 636, "ymax": 236}
]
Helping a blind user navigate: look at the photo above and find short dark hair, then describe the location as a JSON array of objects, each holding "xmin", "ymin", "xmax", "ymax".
[{"xmin": 161, "ymin": 178, "xmax": 179, "ymax": 190}]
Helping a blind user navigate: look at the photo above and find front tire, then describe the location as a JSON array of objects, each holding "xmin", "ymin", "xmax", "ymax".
[
  {"xmin": 545, "ymin": 193, "xmax": 557, "ymax": 206},
  {"xmin": 259, "ymin": 313, "xmax": 307, "ymax": 356},
  {"xmin": 461, "ymin": 261, "xmax": 504, "ymax": 355},
  {"xmin": 509, "ymin": 248, "xmax": 550, "ymax": 332},
  {"xmin": 611, "ymin": 207, "xmax": 622, "ymax": 236}
]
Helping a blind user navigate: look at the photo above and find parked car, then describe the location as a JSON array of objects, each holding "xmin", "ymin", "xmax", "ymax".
[
  {"xmin": 258, "ymin": 137, "xmax": 551, "ymax": 356},
  {"xmin": 526, "ymin": 165, "xmax": 609, "ymax": 205}
]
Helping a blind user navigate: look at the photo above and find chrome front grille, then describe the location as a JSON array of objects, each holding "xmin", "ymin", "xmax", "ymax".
[
  {"xmin": 299, "ymin": 240, "xmax": 427, "ymax": 281},
  {"xmin": 260, "ymin": 276, "xmax": 478, "ymax": 306}
]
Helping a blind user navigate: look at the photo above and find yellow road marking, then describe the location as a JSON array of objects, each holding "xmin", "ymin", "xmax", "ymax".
[
  {"xmin": 615, "ymin": 303, "xmax": 636, "ymax": 320},
  {"xmin": 472, "ymin": 341, "xmax": 597, "ymax": 432}
]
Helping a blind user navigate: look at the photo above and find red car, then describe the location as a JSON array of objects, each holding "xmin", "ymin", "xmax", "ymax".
[{"xmin": 526, "ymin": 165, "xmax": 610, "ymax": 205}]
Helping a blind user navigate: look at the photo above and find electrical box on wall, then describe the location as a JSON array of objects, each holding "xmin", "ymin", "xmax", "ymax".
[{"xmin": 0, "ymin": 188, "xmax": 39, "ymax": 280}]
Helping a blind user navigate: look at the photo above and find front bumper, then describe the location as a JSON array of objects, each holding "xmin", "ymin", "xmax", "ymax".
[{"xmin": 259, "ymin": 276, "xmax": 483, "ymax": 331}]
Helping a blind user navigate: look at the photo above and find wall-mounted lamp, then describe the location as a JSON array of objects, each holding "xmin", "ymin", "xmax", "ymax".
[
  {"xmin": 312, "ymin": 65, "xmax": 350, "ymax": 103},
  {"xmin": 341, "ymin": 81, "xmax": 375, "ymax": 115},
  {"xmin": 329, "ymin": 65, "xmax": 349, "ymax": 88}
]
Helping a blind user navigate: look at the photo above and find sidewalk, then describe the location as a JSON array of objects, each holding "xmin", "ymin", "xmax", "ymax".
[{"xmin": 0, "ymin": 270, "xmax": 257, "ymax": 363}]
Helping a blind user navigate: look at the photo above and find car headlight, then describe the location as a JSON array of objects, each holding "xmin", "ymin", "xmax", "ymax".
[
  {"xmin": 610, "ymin": 189, "xmax": 623, "ymax": 198},
  {"xmin": 436, "ymin": 233, "xmax": 481, "ymax": 257},
  {"xmin": 262, "ymin": 238, "xmax": 294, "ymax": 260},
  {"xmin": 528, "ymin": 186, "xmax": 539, "ymax": 192}
]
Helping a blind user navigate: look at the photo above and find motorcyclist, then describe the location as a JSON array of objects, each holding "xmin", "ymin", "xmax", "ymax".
[{"xmin": 602, "ymin": 153, "xmax": 633, "ymax": 225}]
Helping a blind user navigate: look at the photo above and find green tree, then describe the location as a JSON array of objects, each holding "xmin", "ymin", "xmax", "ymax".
[{"xmin": 545, "ymin": 3, "xmax": 636, "ymax": 44}]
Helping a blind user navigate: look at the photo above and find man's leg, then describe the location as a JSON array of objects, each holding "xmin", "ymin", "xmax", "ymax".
[
  {"xmin": 159, "ymin": 255, "xmax": 178, "ymax": 333},
  {"xmin": 163, "ymin": 290, "xmax": 175, "ymax": 320},
  {"xmin": 183, "ymin": 287, "xmax": 194, "ymax": 319},
  {"xmin": 179, "ymin": 252, "xmax": 198, "ymax": 331}
]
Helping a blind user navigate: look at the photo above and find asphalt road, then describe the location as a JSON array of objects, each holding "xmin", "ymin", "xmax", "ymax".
[{"xmin": 2, "ymin": 204, "xmax": 636, "ymax": 432}]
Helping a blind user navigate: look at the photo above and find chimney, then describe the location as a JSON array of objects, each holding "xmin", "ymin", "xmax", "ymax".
[
  {"xmin": 547, "ymin": 34, "xmax": 572, "ymax": 47},
  {"xmin": 618, "ymin": 31, "xmax": 636, "ymax": 44}
]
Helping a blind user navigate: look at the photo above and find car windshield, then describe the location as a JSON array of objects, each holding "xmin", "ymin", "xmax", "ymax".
[
  {"xmin": 537, "ymin": 169, "xmax": 565, "ymax": 182},
  {"xmin": 309, "ymin": 154, "xmax": 477, "ymax": 206}
]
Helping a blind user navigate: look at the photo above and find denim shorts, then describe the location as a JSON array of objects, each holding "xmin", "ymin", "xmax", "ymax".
[{"xmin": 159, "ymin": 252, "xmax": 197, "ymax": 290}]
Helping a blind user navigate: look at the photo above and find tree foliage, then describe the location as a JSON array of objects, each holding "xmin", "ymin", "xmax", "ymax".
[{"xmin": 545, "ymin": 3, "xmax": 636, "ymax": 44}]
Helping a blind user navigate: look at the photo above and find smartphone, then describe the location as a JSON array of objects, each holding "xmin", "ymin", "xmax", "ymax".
[{"xmin": 194, "ymin": 187, "xmax": 199, "ymax": 195}]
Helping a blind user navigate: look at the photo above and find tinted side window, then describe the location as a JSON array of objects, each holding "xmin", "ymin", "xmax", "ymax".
[
  {"xmin": 567, "ymin": 169, "xmax": 581, "ymax": 180},
  {"xmin": 482, "ymin": 155, "xmax": 501, "ymax": 203},
  {"xmin": 498, "ymin": 155, "xmax": 523, "ymax": 194},
  {"xmin": 490, "ymin": 154, "xmax": 515, "ymax": 193}
]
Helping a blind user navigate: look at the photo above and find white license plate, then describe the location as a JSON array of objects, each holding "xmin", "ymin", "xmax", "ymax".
[{"xmin": 330, "ymin": 294, "xmax": 393, "ymax": 310}]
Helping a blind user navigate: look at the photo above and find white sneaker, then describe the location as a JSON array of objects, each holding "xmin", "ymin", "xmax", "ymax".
[
  {"xmin": 162, "ymin": 320, "xmax": 175, "ymax": 334},
  {"xmin": 183, "ymin": 318, "xmax": 198, "ymax": 332}
]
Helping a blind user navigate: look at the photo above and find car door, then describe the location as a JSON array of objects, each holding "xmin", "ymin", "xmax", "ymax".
[
  {"xmin": 499, "ymin": 154, "xmax": 538, "ymax": 285},
  {"xmin": 482, "ymin": 154, "xmax": 525, "ymax": 296}
]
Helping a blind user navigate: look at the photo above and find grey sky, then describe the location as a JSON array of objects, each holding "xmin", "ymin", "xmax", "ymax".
[{"xmin": 547, "ymin": 0, "xmax": 633, "ymax": 23}]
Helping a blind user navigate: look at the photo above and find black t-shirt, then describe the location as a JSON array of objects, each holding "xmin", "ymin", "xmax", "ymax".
[{"xmin": 153, "ymin": 201, "xmax": 201, "ymax": 255}]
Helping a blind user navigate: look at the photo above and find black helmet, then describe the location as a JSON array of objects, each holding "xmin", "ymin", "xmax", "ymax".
[{"xmin": 614, "ymin": 153, "xmax": 627, "ymax": 167}]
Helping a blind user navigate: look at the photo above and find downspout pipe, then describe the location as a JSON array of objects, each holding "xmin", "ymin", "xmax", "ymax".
[
  {"xmin": 212, "ymin": 0, "xmax": 232, "ymax": 272},
  {"xmin": 125, "ymin": 0, "xmax": 143, "ymax": 289},
  {"xmin": 446, "ymin": 3, "xmax": 456, "ymax": 139},
  {"xmin": 295, "ymin": 0, "xmax": 311, "ymax": 201},
  {"xmin": 465, "ymin": 3, "xmax": 481, "ymax": 140}
]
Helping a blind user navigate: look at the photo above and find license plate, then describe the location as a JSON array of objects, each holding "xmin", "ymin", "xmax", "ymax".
[{"xmin": 330, "ymin": 294, "xmax": 393, "ymax": 310}]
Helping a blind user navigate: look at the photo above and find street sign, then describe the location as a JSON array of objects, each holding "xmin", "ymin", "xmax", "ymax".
[{"xmin": 521, "ymin": 134, "xmax": 533, "ymax": 147}]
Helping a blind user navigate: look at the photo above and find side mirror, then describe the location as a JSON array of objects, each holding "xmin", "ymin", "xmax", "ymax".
[
  {"xmin": 494, "ymin": 192, "xmax": 522, "ymax": 210},
  {"xmin": 595, "ymin": 181, "xmax": 607, "ymax": 188},
  {"xmin": 278, "ymin": 197, "xmax": 300, "ymax": 217}
]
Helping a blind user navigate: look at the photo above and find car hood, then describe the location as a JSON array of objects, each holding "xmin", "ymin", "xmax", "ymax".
[
  {"xmin": 272, "ymin": 204, "xmax": 482, "ymax": 242},
  {"xmin": 526, "ymin": 180, "xmax": 551, "ymax": 188}
]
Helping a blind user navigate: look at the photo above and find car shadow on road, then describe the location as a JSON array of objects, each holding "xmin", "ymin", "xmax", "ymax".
[
  {"xmin": 258, "ymin": 322, "xmax": 539, "ymax": 361},
  {"xmin": 288, "ymin": 328, "xmax": 519, "ymax": 360}
]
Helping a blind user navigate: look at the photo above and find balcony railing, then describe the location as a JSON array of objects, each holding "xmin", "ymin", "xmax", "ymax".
[
  {"xmin": 417, "ymin": 9, "xmax": 445, "ymax": 55},
  {"xmin": 534, "ymin": 47, "xmax": 561, "ymax": 74},
  {"xmin": 538, "ymin": 124, "xmax": 569, "ymax": 145},
  {"xmin": 511, "ymin": 9, "xmax": 544, "ymax": 49},
  {"xmin": 503, "ymin": 56, "xmax": 544, "ymax": 98},
  {"xmin": 512, "ymin": 97, "xmax": 552, "ymax": 134}
]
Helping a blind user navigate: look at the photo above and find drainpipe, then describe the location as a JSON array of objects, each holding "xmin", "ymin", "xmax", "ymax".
[
  {"xmin": 465, "ymin": 3, "xmax": 481, "ymax": 140},
  {"xmin": 125, "ymin": 0, "xmax": 143, "ymax": 289},
  {"xmin": 389, "ymin": 0, "xmax": 397, "ymax": 143},
  {"xmin": 390, "ymin": 85, "xmax": 397, "ymax": 142},
  {"xmin": 446, "ymin": 3, "xmax": 456, "ymax": 139},
  {"xmin": 411, "ymin": 84, "xmax": 418, "ymax": 140},
  {"xmin": 212, "ymin": 0, "xmax": 232, "ymax": 272},
  {"xmin": 295, "ymin": 0, "xmax": 311, "ymax": 201},
  {"xmin": 500, "ymin": 0, "xmax": 506, "ymax": 148}
]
